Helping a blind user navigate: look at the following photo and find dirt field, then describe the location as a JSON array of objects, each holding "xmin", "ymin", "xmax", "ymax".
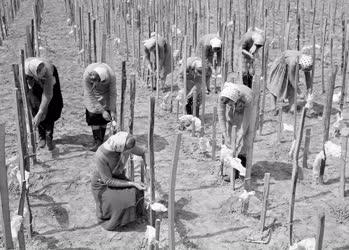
[{"xmin": 1, "ymin": 0, "xmax": 349, "ymax": 249}]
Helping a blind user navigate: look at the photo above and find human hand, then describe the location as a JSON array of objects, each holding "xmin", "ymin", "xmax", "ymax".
[
  {"xmin": 102, "ymin": 110, "xmax": 111, "ymax": 121},
  {"xmin": 33, "ymin": 112, "xmax": 43, "ymax": 127},
  {"xmin": 133, "ymin": 182, "xmax": 147, "ymax": 191},
  {"xmin": 111, "ymin": 111, "xmax": 116, "ymax": 121}
]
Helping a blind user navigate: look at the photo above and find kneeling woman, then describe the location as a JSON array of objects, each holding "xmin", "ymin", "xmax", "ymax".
[{"xmin": 91, "ymin": 132, "xmax": 147, "ymax": 231}]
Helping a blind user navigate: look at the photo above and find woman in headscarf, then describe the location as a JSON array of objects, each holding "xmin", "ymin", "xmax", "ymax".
[
  {"xmin": 239, "ymin": 28, "xmax": 265, "ymax": 88},
  {"xmin": 83, "ymin": 63, "xmax": 117, "ymax": 152},
  {"xmin": 91, "ymin": 131, "xmax": 147, "ymax": 231},
  {"xmin": 25, "ymin": 57, "xmax": 64, "ymax": 151},
  {"xmin": 143, "ymin": 32, "xmax": 172, "ymax": 90},
  {"xmin": 268, "ymin": 50, "xmax": 313, "ymax": 114},
  {"xmin": 178, "ymin": 57, "xmax": 212, "ymax": 115},
  {"xmin": 196, "ymin": 33, "xmax": 222, "ymax": 78},
  {"xmin": 218, "ymin": 82, "xmax": 253, "ymax": 181}
]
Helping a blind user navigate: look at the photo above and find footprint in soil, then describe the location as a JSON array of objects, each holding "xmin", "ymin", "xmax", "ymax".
[{"xmin": 32, "ymin": 193, "xmax": 70, "ymax": 228}]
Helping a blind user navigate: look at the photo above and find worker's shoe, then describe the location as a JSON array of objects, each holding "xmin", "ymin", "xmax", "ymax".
[
  {"xmin": 38, "ymin": 126, "xmax": 46, "ymax": 148},
  {"xmin": 89, "ymin": 127, "xmax": 105, "ymax": 152},
  {"xmin": 89, "ymin": 129, "xmax": 102, "ymax": 152},
  {"xmin": 38, "ymin": 138, "xmax": 46, "ymax": 148},
  {"xmin": 46, "ymin": 127, "xmax": 55, "ymax": 151}
]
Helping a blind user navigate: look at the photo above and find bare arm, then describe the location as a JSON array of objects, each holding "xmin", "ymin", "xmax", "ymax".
[
  {"xmin": 218, "ymin": 98, "xmax": 228, "ymax": 141},
  {"xmin": 242, "ymin": 49, "xmax": 254, "ymax": 59},
  {"xmin": 38, "ymin": 76, "xmax": 54, "ymax": 118}
]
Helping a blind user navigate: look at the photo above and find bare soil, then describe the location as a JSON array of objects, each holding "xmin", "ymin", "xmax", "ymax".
[{"xmin": 1, "ymin": 0, "xmax": 349, "ymax": 249}]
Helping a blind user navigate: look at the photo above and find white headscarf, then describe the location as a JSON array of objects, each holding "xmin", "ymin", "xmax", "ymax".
[
  {"xmin": 94, "ymin": 66, "xmax": 108, "ymax": 82},
  {"xmin": 210, "ymin": 37, "xmax": 222, "ymax": 48},
  {"xmin": 103, "ymin": 131, "xmax": 129, "ymax": 152},
  {"xmin": 25, "ymin": 58, "xmax": 45, "ymax": 78}
]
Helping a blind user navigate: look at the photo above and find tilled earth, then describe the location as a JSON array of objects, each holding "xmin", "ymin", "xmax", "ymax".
[{"xmin": 1, "ymin": 0, "xmax": 349, "ymax": 249}]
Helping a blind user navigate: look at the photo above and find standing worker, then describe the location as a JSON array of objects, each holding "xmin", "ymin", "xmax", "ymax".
[
  {"xmin": 83, "ymin": 63, "xmax": 117, "ymax": 152},
  {"xmin": 178, "ymin": 57, "xmax": 212, "ymax": 115},
  {"xmin": 25, "ymin": 57, "xmax": 63, "ymax": 151},
  {"xmin": 268, "ymin": 50, "xmax": 313, "ymax": 114},
  {"xmin": 143, "ymin": 32, "xmax": 172, "ymax": 90},
  {"xmin": 218, "ymin": 82, "xmax": 253, "ymax": 181},
  {"xmin": 239, "ymin": 27, "xmax": 265, "ymax": 88},
  {"xmin": 196, "ymin": 33, "xmax": 222, "ymax": 92}
]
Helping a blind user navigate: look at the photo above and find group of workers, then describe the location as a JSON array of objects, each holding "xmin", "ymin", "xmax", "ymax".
[{"xmin": 23, "ymin": 25, "xmax": 313, "ymax": 231}]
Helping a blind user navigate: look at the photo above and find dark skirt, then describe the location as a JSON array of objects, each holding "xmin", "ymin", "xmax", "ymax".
[
  {"xmin": 85, "ymin": 109, "xmax": 110, "ymax": 126},
  {"xmin": 91, "ymin": 176, "xmax": 144, "ymax": 231},
  {"xmin": 28, "ymin": 65, "xmax": 64, "ymax": 122}
]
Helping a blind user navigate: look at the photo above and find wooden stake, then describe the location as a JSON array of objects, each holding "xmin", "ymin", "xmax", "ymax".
[
  {"xmin": 320, "ymin": 18, "xmax": 327, "ymax": 94},
  {"xmin": 0, "ymin": 123, "xmax": 14, "ymax": 249},
  {"xmin": 148, "ymin": 96, "xmax": 156, "ymax": 227},
  {"xmin": 260, "ymin": 172, "xmax": 270, "ymax": 232},
  {"xmin": 230, "ymin": 125, "xmax": 237, "ymax": 189},
  {"xmin": 259, "ymin": 40, "xmax": 269, "ymax": 135},
  {"xmin": 93, "ymin": 19, "xmax": 97, "ymax": 62},
  {"xmin": 20, "ymin": 49, "xmax": 36, "ymax": 164},
  {"xmin": 340, "ymin": 136, "xmax": 347, "ymax": 198},
  {"xmin": 155, "ymin": 218, "xmax": 161, "ymax": 250},
  {"xmin": 315, "ymin": 212, "xmax": 325, "ymax": 250},
  {"xmin": 319, "ymin": 65, "xmax": 338, "ymax": 183},
  {"xmin": 183, "ymin": 35, "xmax": 187, "ymax": 114},
  {"xmin": 120, "ymin": 61, "xmax": 126, "ymax": 131},
  {"xmin": 200, "ymin": 46, "xmax": 206, "ymax": 137},
  {"xmin": 212, "ymin": 107, "xmax": 217, "ymax": 161},
  {"xmin": 288, "ymin": 107, "xmax": 307, "ymax": 246},
  {"xmin": 87, "ymin": 12, "xmax": 92, "ymax": 64},
  {"xmin": 244, "ymin": 76, "xmax": 260, "ymax": 191},
  {"xmin": 302, "ymin": 128, "xmax": 311, "ymax": 169},
  {"xmin": 168, "ymin": 133, "xmax": 182, "ymax": 250},
  {"xmin": 101, "ymin": 33, "xmax": 107, "ymax": 63}
]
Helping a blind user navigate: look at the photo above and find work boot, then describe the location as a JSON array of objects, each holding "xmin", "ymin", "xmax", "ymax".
[
  {"xmin": 89, "ymin": 128, "xmax": 103, "ymax": 152},
  {"xmin": 46, "ymin": 125, "xmax": 55, "ymax": 151},
  {"xmin": 38, "ymin": 126, "xmax": 46, "ymax": 148},
  {"xmin": 100, "ymin": 126, "xmax": 106, "ymax": 142}
]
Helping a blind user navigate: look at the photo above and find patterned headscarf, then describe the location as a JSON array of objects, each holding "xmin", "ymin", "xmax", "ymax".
[
  {"xmin": 299, "ymin": 54, "xmax": 313, "ymax": 71},
  {"xmin": 103, "ymin": 131, "xmax": 129, "ymax": 152},
  {"xmin": 220, "ymin": 82, "xmax": 253, "ymax": 104}
]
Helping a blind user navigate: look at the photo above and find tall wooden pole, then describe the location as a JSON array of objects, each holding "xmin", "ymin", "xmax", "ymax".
[
  {"xmin": 119, "ymin": 61, "xmax": 127, "ymax": 131},
  {"xmin": 319, "ymin": 65, "xmax": 338, "ymax": 184},
  {"xmin": 0, "ymin": 123, "xmax": 14, "ymax": 250},
  {"xmin": 168, "ymin": 133, "xmax": 182, "ymax": 250},
  {"xmin": 288, "ymin": 107, "xmax": 307, "ymax": 246},
  {"xmin": 148, "ymin": 97, "xmax": 156, "ymax": 227}
]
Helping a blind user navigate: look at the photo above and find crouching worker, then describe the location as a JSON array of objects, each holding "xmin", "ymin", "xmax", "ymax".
[
  {"xmin": 240, "ymin": 28, "xmax": 265, "ymax": 88},
  {"xmin": 25, "ymin": 57, "xmax": 63, "ymax": 151},
  {"xmin": 218, "ymin": 82, "xmax": 253, "ymax": 181},
  {"xmin": 91, "ymin": 132, "xmax": 147, "ymax": 231},
  {"xmin": 196, "ymin": 33, "xmax": 222, "ymax": 91},
  {"xmin": 269, "ymin": 50, "xmax": 313, "ymax": 115},
  {"xmin": 83, "ymin": 63, "xmax": 117, "ymax": 152},
  {"xmin": 179, "ymin": 57, "xmax": 212, "ymax": 115},
  {"xmin": 143, "ymin": 32, "xmax": 172, "ymax": 90}
]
